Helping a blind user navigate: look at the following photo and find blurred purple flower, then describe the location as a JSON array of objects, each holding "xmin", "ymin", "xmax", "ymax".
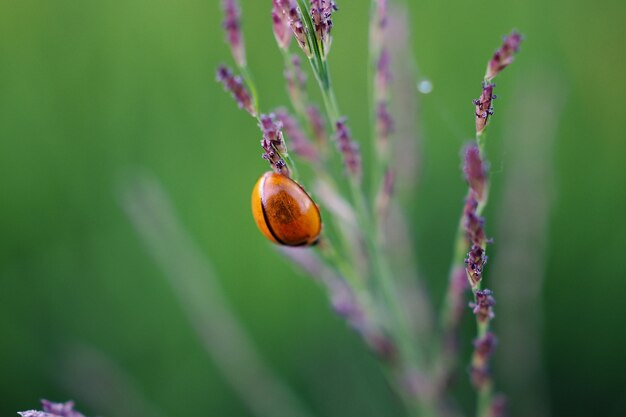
[
  {"xmin": 486, "ymin": 31, "xmax": 523, "ymax": 81},
  {"xmin": 463, "ymin": 143, "xmax": 487, "ymax": 201},
  {"xmin": 376, "ymin": 48, "xmax": 392, "ymax": 99},
  {"xmin": 275, "ymin": 108, "xmax": 319, "ymax": 162},
  {"xmin": 470, "ymin": 289, "xmax": 496, "ymax": 322},
  {"xmin": 221, "ymin": 0, "xmax": 246, "ymax": 67},
  {"xmin": 272, "ymin": 0, "xmax": 293, "ymax": 50},
  {"xmin": 19, "ymin": 400, "xmax": 85, "ymax": 417},
  {"xmin": 306, "ymin": 105, "xmax": 326, "ymax": 146},
  {"xmin": 376, "ymin": 101, "xmax": 394, "ymax": 151},
  {"xmin": 335, "ymin": 118, "xmax": 362, "ymax": 181},
  {"xmin": 216, "ymin": 65, "xmax": 256, "ymax": 116},
  {"xmin": 274, "ymin": 1, "xmax": 312, "ymax": 57},
  {"xmin": 310, "ymin": 0, "xmax": 338, "ymax": 54},
  {"xmin": 471, "ymin": 331, "xmax": 497, "ymax": 388}
]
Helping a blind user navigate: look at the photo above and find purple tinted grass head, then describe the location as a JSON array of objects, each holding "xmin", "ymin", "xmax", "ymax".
[
  {"xmin": 473, "ymin": 82, "xmax": 495, "ymax": 134},
  {"xmin": 216, "ymin": 65, "xmax": 256, "ymax": 116},
  {"xmin": 376, "ymin": 49, "xmax": 392, "ymax": 99},
  {"xmin": 310, "ymin": 0, "xmax": 338, "ymax": 54},
  {"xmin": 463, "ymin": 143, "xmax": 487, "ymax": 201},
  {"xmin": 272, "ymin": 1, "xmax": 293, "ymax": 50},
  {"xmin": 471, "ymin": 332, "xmax": 497, "ymax": 388},
  {"xmin": 335, "ymin": 118, "xmax": 362, "ymax": 181},
  {"xmin": 221, "ymin": 0, "xmax": 246, "ymax": 67},
  {"xmin": 287, "ymin": 55, "xmax": 307, "ymax": 89},
  {"xmin": 376, "ymin": 0, "xmax": 388, "ymax": 28},
  {"xmin": 486, "ymin": 31, "xmax": 523, "ymax": 81},
  {"xmin": 306, "ymin": 105, "xmax": 327, "ymax": 146},
  {"xmin": 275, "ymin": 108, "xmax": 319, "ymax": 162},
  {"xmin": 465, "ymin": 244, "xmax": 487, "ymax": 287},
  {"xmin": 259, "ymin": 113, "xmax": 291, "ymax": 176},
  {"xmin": 470, "ymin": 289, "xmax": 496, "ymax": 322},
  {"xmin": 284, "ymin": 55, "xmax": 308, "ymax": 100},
  {"xmin": 376, "ymin": 101, "xmax": 394, "ymax": 151},
  {"xmin": 19, "ymin": 400, "xmax": 85, "ymax": 417},
  {"xmin": 259, "ymin": 113, "xmax": 287, "ymax": 154},
  {"xmin": 375, "ymin": 168, "xmax": 395, "ymax": 221},
  {"xmin": 273, "ymin": 1, "xmax": 313, "ymax": 57},
  {"xmin": 463, "ymin": 196, "xmax": 485, "ymax": 246}
]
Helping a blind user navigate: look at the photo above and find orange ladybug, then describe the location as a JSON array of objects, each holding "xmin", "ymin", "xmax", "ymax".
[{"xmin": 251, "ymin": 172, "xmax": 322, "ymax": 246}]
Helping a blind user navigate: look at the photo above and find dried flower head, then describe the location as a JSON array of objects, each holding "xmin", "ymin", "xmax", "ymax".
[
  {"xmin": 473, "ymin": 82, "xmax": 495, "ymax": 134},
  {"xmin": 275, "ymin": 108, "xmax": 318, "ymax": 162},
  {"xmin": 221, "ymin": 0, "xmax": 246, "ymax": 67},
  {"xmin": 335, "ymin": 118, "xmax": 362, "ymax": 181},
  {"xmin": 486, "ymin": 31, "xmax": 523, "ymax": 81},
  {"xmin": 19, "ymin": 400, "xmax": 85, "ymax": 417},
  {"xmin": 216, "ymin": 65, "xmax": 256, "ymax": 116}
]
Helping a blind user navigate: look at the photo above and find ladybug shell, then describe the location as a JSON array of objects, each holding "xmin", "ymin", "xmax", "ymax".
[{"xmin": 251, "ymin": 172, "xmax": 321, "ymax": 246}]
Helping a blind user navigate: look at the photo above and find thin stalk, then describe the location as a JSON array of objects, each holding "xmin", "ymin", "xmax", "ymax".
[
  {"xmin": 240, "ymin": 65, "xmax": 259, "ymax": 116},
  {"xmin": 367, "ymin": 0, "xmax": 388, "ymax": 209},
  {"xmin": 295, "ymin": 3, "xmax": 438, "ymax": 415}
]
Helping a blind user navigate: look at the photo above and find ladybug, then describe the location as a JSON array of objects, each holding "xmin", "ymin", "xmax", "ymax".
[{"xmin": 251, "ymin": 172, "xmax": 322, "ymax": 246}]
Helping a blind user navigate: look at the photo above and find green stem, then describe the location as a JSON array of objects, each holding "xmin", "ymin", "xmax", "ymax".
[{"xmin": 239, "ymin": 65, "xmax": 259, "ymax": 116}]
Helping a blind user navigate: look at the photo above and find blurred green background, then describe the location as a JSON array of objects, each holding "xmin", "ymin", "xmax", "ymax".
[{"xmin": 2, "ymin": 0, "xmax": 625, "ymax": 416}]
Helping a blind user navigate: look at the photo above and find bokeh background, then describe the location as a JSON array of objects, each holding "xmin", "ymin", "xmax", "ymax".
[{"xmin": 2, "ymin": 0, "xmax": 625, "ymax": 416}]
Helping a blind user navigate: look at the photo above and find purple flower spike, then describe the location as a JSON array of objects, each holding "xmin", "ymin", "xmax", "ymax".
[
  {"xmin": 259, "ymin": 114, "xmax": 290, "ymax": 176},
  {"xmin": 221, "ymin": 0, "xmax": 246, "ymax": 67},
  {"xmin": 376, "ymin": 48, "xmax": 392, "ymax": 99},
  {"xmin": 310, "ymin": 0, "xmax": 338, "ymax": 55},
  {"xmin": 306, "ymin": 105, "xmax": 326, "ymax": 146},
  {"xmin": 216, "ymin": 65, "xmax": 256, "ymax": 116},
  {"xmin": 473, "ymin": 82, "xmax": 495, "ymax": 134},
  {"xmin": 274, "ymin": 1, "xmax": 312, "ymax": 57},
  {"xmin": 471, "ymin": 331, "xmax": 497, "ymax": 388},
  {"xmin": 375, "ymin": 168, "xmax": 395, "ymax": 221},
  {"xmin": 376, "ymin": 101, "xmax": 394, "ymax": 150},
  {"xmin": 335, "ymin": 118, "xmax": 362, "ymax": 181},
  {"xmin": 463, "ymin": 196, "xmax": 486, "ymax": 246},
  {"xmin": 272, "ymin": 0, "xmax": 292, "ymax": 50},
  {"xmin": 19, "ymin": 400, "xmax": 86, "ymax": 417},
  {"xmin": 465, "ymin": 244, "xmax": 487, "ymax": 287},
  {"xmin": 486, "ymin": 31, "xmax": 523, "ymax": 81},
  {"xmin": 284, "ymin": 55, "xmax": 307, "ymax": 99},
  {"xmin": 275, "ymin": 108, "xmax": 318, "ymax": 162},
  {"xmin": 259, "ymin": 113, "xmax": 287, "ymax": 154},
  {"xmin": 463, "ymin": 143, "xmax": 487, "ymax": 201},
  {"xmin": 470, "ymin": 289, "xmax": 496, "ymax": 322}
]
